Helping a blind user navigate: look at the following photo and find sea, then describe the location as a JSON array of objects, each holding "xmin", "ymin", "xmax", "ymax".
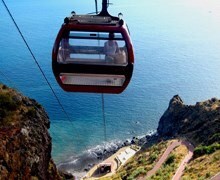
[{"xmin": 1, "ymin": 0, "xmax": 220, "ymax": 176}]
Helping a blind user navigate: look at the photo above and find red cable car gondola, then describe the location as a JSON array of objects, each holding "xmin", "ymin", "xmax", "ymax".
[{"xmin": 52, "ymin": 1, "xmax": 134, "ymax": 93}]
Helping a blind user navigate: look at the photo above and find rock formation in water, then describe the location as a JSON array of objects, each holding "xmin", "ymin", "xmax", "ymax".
[
  {"xmin": 157, "ymin": 95, "xmax": 220, "ymax": 146},
  {"xmin": 0, "ymin": 84, "xmax": 62, "ymax": 179}
]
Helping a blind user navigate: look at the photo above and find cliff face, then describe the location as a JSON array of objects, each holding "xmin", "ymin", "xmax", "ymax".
[
  {"xmin": 157, "ymin": 95, "xmax": 220, "ymax": 145},
  {"xmin": 0, "ymin": 84, "xmax": 60, "ymax": 179}
]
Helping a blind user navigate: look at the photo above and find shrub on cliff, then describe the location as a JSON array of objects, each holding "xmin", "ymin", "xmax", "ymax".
[
  {"xmin": 165, "ymin": 154, "xmax": 176, "ymax": 165},
  {"xmin": 193, "ymin": 143, "xmax": 220, "ymax": 158},
  {"xmin": 0, "ymin": 93, "xmax": 19, "ymax": 120}
]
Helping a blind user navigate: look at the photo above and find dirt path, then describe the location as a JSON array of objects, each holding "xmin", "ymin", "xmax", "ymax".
[
  {"xmin": 211, "ymin": 172, "xmax": 220, "ymax": 180},
  {"xmin": 138, "ymin": 139, "xmax": 194, "ymax": 180},
  {"xmin": 138, "ymin": 140, "xmax": 182, "ymax": 180},
  {"xmin": 172, "ymin": 141, "xmax": 194, "ymax": 180},
  {"xmin": 146, "ymin": 140, "xmax": 182, "ymax": 177}
]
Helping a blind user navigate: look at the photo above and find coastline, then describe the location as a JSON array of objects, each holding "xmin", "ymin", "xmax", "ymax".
[{"xmin": 57, "ymin": 130, "xmax": 158, "ymax": 178}]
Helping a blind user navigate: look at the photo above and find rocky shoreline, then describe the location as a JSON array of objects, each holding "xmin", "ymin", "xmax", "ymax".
[{"xmin": 57, "ymin": 131, "xmax": 159, "ymax": 178}]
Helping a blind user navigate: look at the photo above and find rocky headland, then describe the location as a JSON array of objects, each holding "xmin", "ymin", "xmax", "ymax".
[
  {"xmin": 109, "ymin": 95, "xmax": 220, "ymax": 180},
  {"xmin": 157, "ymin": 95, "xmax": 220, "ymax": 146}
]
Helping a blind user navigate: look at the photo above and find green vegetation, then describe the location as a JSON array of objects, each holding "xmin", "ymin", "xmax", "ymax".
[
  {"xmin": 165, "ymin": 154, "xmax": 176, "ymax": 165},
  {"xmin": 26, "ymin": 107, "xmax": 37, "ymax": 117},
  {"xmin": 146, "ymin": 142, "xmax": 220, "ymax": 180},
  {"xmin": 0, "ymin": 92, "xmax": 19, "ymax": 121},
  {"xmin": 183, "ymin": 149, "xmax": 220, "ymax": 179},
  {"xmin": 150, "ymin": 154, "xmax": 177, "ymax": 180},
  {"xmin": 100, "ymin": 141, "xmax": 193, "ymax": 180},
  {"xmin": 194, "ymin": 143, "xmax": 220, "ymax": 158},
  {"xmin": 127, "ymin": 167, "xmax": 146, "ymax": 180},
  {"xmin": 149, "ymin": 144, "xmax": 187, "ymax": 180},
  {"xmin": 104, "ymin": 141, "xmax": 168, "ymax": 180},
  {"xmin": 0, "ymin": 84, "xmax": 39, "ymax": 124}
]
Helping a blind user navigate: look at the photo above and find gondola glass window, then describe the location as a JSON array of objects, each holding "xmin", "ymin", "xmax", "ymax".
[{"xmin": 57, "ymin": 31, "xmax": 128, "ymax": 66}]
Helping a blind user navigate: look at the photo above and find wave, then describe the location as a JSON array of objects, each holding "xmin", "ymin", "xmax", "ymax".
[
  {"xmin": 57, "ymin": 140, "xmax": 124, "ymax": 172},
  {"xmin": 57, "ymin": 130, "xmax": 157, "ymax": 178}
]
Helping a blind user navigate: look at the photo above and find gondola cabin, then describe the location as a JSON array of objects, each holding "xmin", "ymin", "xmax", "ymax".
[{"xmin": 52, "ymin": 14, "xmax": 134, "ymax": 93}]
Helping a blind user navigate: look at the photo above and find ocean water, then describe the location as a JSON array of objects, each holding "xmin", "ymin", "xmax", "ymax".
[{"xmin": 1, "ymin": 0, "xmax": 220, "ymax": 173}]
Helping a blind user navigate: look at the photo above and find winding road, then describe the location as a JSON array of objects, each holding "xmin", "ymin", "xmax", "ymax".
[
  {"xmin": 138, "ymin": 139, "xmax": 194, "ymax": 180},
  {"xmin": 172, "ymin": 141, "xmax": 194, "ymax": 180},
  {"xmin": 147, "ymin": 140, "xmax": 182, "ymax": 177}
]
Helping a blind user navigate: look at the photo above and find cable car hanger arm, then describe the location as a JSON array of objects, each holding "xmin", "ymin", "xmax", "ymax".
[{"xmin": 98, "ymin": 0, "xmax": 109, "ymax": 16}]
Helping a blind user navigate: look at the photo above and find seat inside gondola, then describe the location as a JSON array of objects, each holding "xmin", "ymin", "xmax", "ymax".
[{"xmin": 57, "ymin": 31, "xmax": 128, "ymax": 66}]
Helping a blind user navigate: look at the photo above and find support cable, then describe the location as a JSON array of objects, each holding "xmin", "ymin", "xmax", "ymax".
[
  {"xmin": 95, "ymin": 15, "xmax": 107, "ymax": 144},
  {"xmin": 0, "ymin": 69, "xmax": 76, "ymax": 139},
  {"xmin": 101, "ymin": 93, "xmax": 107, "ymax": 142},
  {"xmin": 1, "ymin": 0, "xmax": 85, "ymax": 149},
  {"xmin": 0, "ymin": 70, "xmax": 64, "ymax": 140},
  {"xmin": 1, "ymin": 0, "xmax": 71, "ymax": 122},
  {"xmin": 96, "ymin": 25, "xmax": 107, "ymax": 143},
  {"xmin": 1, "ymin": 0, "xmax": 84, "ymax": 152}
]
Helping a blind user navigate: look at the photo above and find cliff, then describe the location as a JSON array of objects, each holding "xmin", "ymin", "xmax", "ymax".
[
  {"xmin": 0, "ymin": 84, "xmax": 61, "ymax": 179},
  {"xmin": 157, "ymin": 95, "xmax": 220, "ymax": 146},
  {"xmin": 110, "ymin": 95, "xmax": 220, "ymax": 180}
]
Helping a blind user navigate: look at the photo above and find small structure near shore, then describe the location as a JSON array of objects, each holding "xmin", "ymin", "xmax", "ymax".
[
  {"xmin": 115, "ymin": 146, "xmax": 137, "ymax": 167},
  {"xmin": 83, "ymin": 145, "xmax": 140, "ymax": 180},
  {"xmin": 98, "ymin": 162, "xmax": 112, "ymax": 174}
]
